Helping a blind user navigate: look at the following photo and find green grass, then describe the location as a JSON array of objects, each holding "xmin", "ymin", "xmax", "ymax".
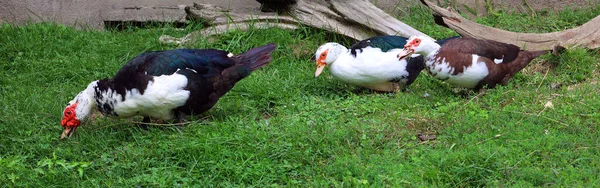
[{"xmin": 1, "ymin": 4, "xmax": 600, "ymax": 187}]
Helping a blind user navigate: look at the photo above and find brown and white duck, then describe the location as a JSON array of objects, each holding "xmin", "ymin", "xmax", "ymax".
[{"xmin": 397, "ymin": 36, "xmax": 558, "ymax": 90}]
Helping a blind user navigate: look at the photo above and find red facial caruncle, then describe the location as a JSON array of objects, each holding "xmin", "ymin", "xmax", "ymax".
[
  {"xmin": 61, "ymin": 102, "xmax": 81, "ymax": 139},
  {"xmin": 407, "ymin": 38, "xmax": 421, "ymax": 48},
  {"xmin": 316, "ymin": 49, "xmax": 329, "ymax": 66},
  {"xmin": 314, "ymin": 49, "xmax": 329, "ymax": 77},
  {"xmin": 61, "ymin": 102, "xmax": 80, "ymax": 127}
]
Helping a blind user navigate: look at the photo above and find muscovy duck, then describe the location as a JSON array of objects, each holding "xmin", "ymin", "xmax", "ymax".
[
  {"xmin": 314, "ymin": 36, "xmax": 425, "ymax": 92},
  {"xmin": 60, "ymin": 43, "xmax": 277, "ymax": 139},
  {"xmin": 397, "ymin": 36, "xmax": 558, "ymax": 90},
  {"xmin": 314, "ymin": 35, "xmax": 459, "ymax": 92}
]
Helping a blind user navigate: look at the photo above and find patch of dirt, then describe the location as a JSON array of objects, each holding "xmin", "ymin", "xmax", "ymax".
[
  {"xmin": 404, "ymin": 115, "xmax": 446, "ymax": 133},
  {"xmin": 522, "ymin": 59, "xmax": 558, "ymax": 76}
]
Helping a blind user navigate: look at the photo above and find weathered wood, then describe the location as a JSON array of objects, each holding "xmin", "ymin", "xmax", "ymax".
[
  {"xmin": 421, "ymin": 0, "xmax": 600, "ymax": 50},
  {"xmin": 291, "ymin": 0, "xmax": 432, "ymax": 40},
  {"xmin": 162, "ymin": 0, "xmax": 600, "ymax": 49},
  {"xmin": 327, "ymin": 0, "xmax": 431, "ymax": 39},
  {"xmin": 160, "ymin": 0, "xmax": 433, "ymax": 45},
  {"xmin": 160, "ymin": 3, "xmax": 300, "ymax": 44}
]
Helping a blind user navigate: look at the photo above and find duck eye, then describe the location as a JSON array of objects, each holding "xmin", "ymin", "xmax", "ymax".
[{"xmin": 321, "ymin": 54, "xmax": 326, "ymax": 57}]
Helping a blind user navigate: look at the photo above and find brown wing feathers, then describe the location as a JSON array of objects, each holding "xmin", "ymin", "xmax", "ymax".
[{"xmin": 445, "ymin": 38, "xmax": 521, "ymax": 64}]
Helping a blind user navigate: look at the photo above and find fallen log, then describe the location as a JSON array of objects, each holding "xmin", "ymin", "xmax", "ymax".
[
  {"xmin": 160, "ymin": 3, "xmax": 299, "ymax": 45},
  {"xmin": 161, "ymin": 0, "xmax": 600, "ymax": 50},
  {"xmin": 421, "ymin": 0, "xmax": 600, "ymax": 50},
  {"xmin": 160, "ymin": 0, "xmax": 433, "ymax": 45}
]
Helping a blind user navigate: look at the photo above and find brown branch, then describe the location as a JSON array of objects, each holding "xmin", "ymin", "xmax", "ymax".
[{"xmin": 421, "ymin": 0, "xmax": 600, "ymax": 50}]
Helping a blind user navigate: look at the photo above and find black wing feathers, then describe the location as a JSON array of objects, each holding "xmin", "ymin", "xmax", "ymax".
[
  {"xmin": 106, "ymin": 44, "xmax": 276, "ymax": 114},
  {"xmin": 435, "ymin": 36, "xmax": 461, "ymax": 46},
  {"xmin": 350, "ymin": 35, "xmax": 409, "ymax": 56}
]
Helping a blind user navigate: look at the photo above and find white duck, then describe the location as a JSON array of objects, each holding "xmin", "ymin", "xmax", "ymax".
[{"xmin": 314, "ymin": 36, "xmax": 425, "ymax": 92}]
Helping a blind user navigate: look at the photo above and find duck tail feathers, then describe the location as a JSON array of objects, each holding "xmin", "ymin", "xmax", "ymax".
[{"xmin": 234, "ymin": 43, "xmax": 277, "ymax": 71}]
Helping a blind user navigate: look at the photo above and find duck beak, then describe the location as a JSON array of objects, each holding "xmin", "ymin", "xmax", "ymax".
[
  {"xmin": 397, "ymin": 46, "xmax": 414, "ymax": 60},
  {"xmin": 60, "ymin": 126, "xmax": 76, "ymax": 139},
  {"xmin": 315, "ymin": 63, "xmax": 326, "ymax": 78},
  {"xmin": 60, "ymin": 126, "xmax": 77, "ymax": 140},
  {"xmin": 315, "ymin": 52, "xmax": 327, "ymax": 78}
]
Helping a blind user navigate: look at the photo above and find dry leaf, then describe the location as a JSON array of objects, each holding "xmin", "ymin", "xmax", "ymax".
[
  {"xmin": 417, "ymin": 134, "xmax": 437, "ymax": 142},
  {"xmin": 544, "ymin": 101, "xmax": 554, "ymax": 109}
]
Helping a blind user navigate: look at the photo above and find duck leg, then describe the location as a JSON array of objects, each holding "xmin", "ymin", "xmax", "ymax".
[
  {"xmin": 172, "ymin": 111, "xmax": 189, "ymax": 130},
  {"xmin": 135, "ymin": 116, "xmax": 151, "ymax": 130},
  {"xmin": 175, "ymin": 112, "xmax": 186, "ymax": 124},
  {"xmin": 396, "ymin": 81, "xmax": 410, "ymax": 92},
  {"xmin": 393, "ymin": 82, "xmax": 401, "ymax": 93}
]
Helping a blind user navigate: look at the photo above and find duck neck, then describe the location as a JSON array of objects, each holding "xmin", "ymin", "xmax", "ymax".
[
  {"xmin": 421, "ymin": 43, "xmax": 441, "ymax": 59},
  {"xmin": 90, "ymin": 79, "xmax": 124, "ymax": 116},
  {"xmin": 73, "ymin": 82, "xmax": 99, "ymax": 122},
  {"xmin": 329, "ymin": 44, "xmax": 349, "ymax": 65}
]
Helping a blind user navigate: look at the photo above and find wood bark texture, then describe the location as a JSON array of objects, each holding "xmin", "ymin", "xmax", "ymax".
[
  {"xmin": 421, "ymin": 0, "xmax": 600, "ymax": 50},
  {"xmin": 160, "ymin": 0, "xmax": 433, "ymax": 45}
]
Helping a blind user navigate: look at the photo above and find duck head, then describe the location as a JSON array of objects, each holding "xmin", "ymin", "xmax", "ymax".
[
  {"xmin": 61, "ymin": 81, "xmax": 97, "ymax": 139},
  {"xmin": 398, "ymin": 36, "xmax": 440, "ymax": 60},
  {"xmin": 314, "ymin": 42, "xmax": 346, "ymax": 77}
]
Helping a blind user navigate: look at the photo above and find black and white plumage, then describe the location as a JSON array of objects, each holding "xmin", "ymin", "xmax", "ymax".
[
  {"xmin": 314, "ymin": 35, "xmax": 458, "ymax": 92},
  {"xmin": 60, "ymin": 43, "xmax": 277, "ymax": 139},
  {"xmin": 314, "ymin": 36, "xmax": 425, "ymax": 92}
]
